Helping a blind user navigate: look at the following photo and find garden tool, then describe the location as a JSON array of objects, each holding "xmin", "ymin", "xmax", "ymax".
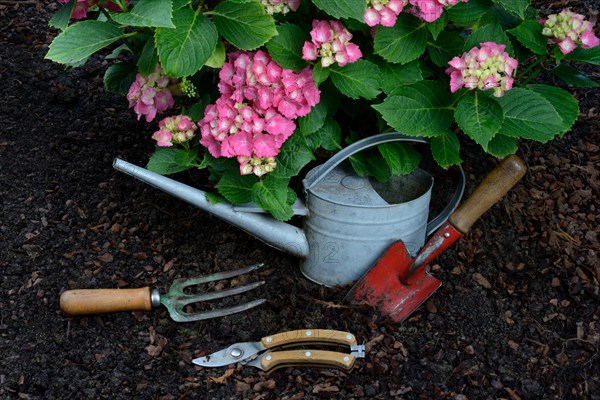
[
  {"xmin": 59, "ymin": 263, "xmax": 266, "ymax": 322},
  {"xmin": 193, "ymin": 329, "xmax": 365, "ymax": 373},
  {"xmin": 113, "ymin": 132, "xmax": 465, "ymax": 287},
  {"xmin": 344, "ymin": 155, "xmax": 527, "ymax": 323}
]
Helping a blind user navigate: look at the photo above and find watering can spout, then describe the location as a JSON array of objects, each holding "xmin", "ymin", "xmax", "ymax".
[{"xmin": 112, "ymin": 158, "xmax": 310, "ymax": 259}]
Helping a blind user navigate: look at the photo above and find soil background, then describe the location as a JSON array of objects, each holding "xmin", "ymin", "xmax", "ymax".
[{"xmin": 1, "ymin": 1, "xmax": 599, "ymax": 399}]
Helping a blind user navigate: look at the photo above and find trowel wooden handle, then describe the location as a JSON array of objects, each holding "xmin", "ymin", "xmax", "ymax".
[
  {"xmin": 448, "ymin": 155, "xmax": 526, "ymax": 234},
  {"xmin": 60, "ymin": 287, "xmax": 154, "ymax": 315}
]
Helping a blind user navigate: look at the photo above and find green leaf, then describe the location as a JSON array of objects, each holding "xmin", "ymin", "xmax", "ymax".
[
  {"xmin": 137, "ymin": 37, "xmax": 158, "ymax": 76},
  {"xmin": 507, "ymin": 20, "xmax": 546, "ymax": 55},
  {"xmin": 373, "ymin": 81, "xmax": 453, "ymax": 137},
  {"xmin": 375, "ymin": 59, "xmax": 429, "ymax": 93},
  {"xmin": 216, "ymin": 169, "xmax": 256, "ymax": 204},
  {"xmin": 103, "ymin": 62, "xmax": 137, "ymax": 94},
  {"xmin": 427, "ymin": 30, "xmax": 465, "ymax": 67},
  {"xmin": 251, "ymin": 176, "xmax": 294, "ymax": 221},
  {"xmin": 455, "ymin": 92, "xmax": 504, "ymax": 150},
  {"xmin": 430, "ymin": 130, "xmax": 462, "ymax": 168},
  {"xmin": 551, "ymin": 64, "xmax": 600, "ymax": 88},
  {"xmin": 298, "ymin": 101, "xmax": 328, "ymax": 136},
  {"xmin": 329, "ymin": 60, "xmax": 381, "ymax": 100},
  {"xmin": 205, "ymin": 40, "xmax": 226, "ymax": 69},
  {"xmin": 155, "ymin": 9, "xmax": 218, "ymax": 77},
  {"xmin": 49, "ymin": 0, "xmax": 75, "ymax": 30},
  {"xmin": 494, "ymin": 0, "xmax": 529, "ymax": 20},
  {"xmin": 212, "ymin": 0, "xmax": 277, "ymax": 51},
  {"xmin": 378, "ymin": 142, "xmax": 421, "ymax": 175},
  {"xmin": 310, "ymin": 0, "xmax": 365, "ymax": 21},
  {"xmin": 447, "ymin": 0, "xmax": 492, "ymax": 25},
  {"xmin": 464, "ymin": 22, "xmax": 513, "ymax": 55},
  {"xmin": 312, "ymin": 63, "xmax": 330, "ymax": 87},
  {"xmin": 46, "ymin": 21, "xmax": 124, "ymax": 65},
  {"xmin": 495, "ymin": 88, "xmax": 564, "ymax": 142},
  {"xmin": 349, "ymin": 151, "xmax": 391, "ymax": 182},
  {"xmin": 172, "ymin": 0, "xmax": 191, "ymax": 9},
  {"xmin": 486, "ymin": 134, "xmax": 517, "ymax": 158},
  {"xmin": 271, "ymin": 134, "xmax": 313, "ymax": 179},
  {"xmin": 266, "ymin": 23, "xmax": 309, "ymax": 71},
  {"xmin": 146, "ymin": 147, "xmax": 199, "ymax": 174},
  {"xmin": 112, "ymin": 0, "xmax": 174, "ymax": 28},
  {"xmin": 317, "ymin": 118, "xmax": 342, "ymax": 151},
  {"xmin": 374, "ymin": 14, "xmax": 428, "ymax": 64},
  {"xmin": 527, "ymin": 84, "xmax": 579, "ymax": 137},
  {"xmin": 565, "ymin": 47, "xmax": 600, "ymax": 65},
  {"xmin": 427, "ymin": 11, "xmax": 448, "ymax": 40}
]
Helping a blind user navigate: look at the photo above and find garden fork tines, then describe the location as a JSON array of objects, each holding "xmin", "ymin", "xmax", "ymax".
[{"xmin": 60, "ymin": 263, "xmax": 267, "ymax": 322}]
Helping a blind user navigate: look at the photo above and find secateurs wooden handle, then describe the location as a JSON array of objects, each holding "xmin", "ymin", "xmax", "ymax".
[{"xmin": 60, "ymin": 263, "xmax": 266, "ymax": 322}]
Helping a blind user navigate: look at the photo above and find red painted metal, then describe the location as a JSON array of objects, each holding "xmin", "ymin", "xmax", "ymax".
[{"xmin": 348, "ymin": 221, "xmax": 463, "ymax": 323}]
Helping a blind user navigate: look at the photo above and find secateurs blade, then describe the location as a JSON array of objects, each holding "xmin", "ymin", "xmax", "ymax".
[
  {"xmin": 193, "ymin": 329, "xmax": 366, "ymax": 373},
  {"xmin": 60, "ymin": 263, "xmax": 266, "ymax": 322}
]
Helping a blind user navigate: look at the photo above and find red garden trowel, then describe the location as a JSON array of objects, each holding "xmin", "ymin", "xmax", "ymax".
[{"xmin": 344, "ymin": 155, "xmax": 527, "ymax": 322}]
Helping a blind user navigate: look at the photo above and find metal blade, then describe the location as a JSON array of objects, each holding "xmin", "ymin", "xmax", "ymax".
[
  {"xmin": 193, "ymin": 341, "xmax": 266, "ymax": 367},
  {"xmin": 168, "ymin": 298, "xmax": 267, "ymax": 323}
]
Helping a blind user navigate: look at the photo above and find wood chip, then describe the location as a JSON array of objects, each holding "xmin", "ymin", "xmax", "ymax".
[
  {"xmin": 207, "ymin": 367, "xmax": 234, "ymax": 385},
  {"xmin": 472, "ymin": 272, "xmax": 492, "ymax": 289}
]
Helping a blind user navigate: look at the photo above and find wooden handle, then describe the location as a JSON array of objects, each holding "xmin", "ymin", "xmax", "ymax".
[
  {"xmin": 259, "ymin": 350, "xmax": 356, "ymax": 373},
  {"xmin": 261, "ymin": 329, "xmax": 358, "ymax": 349},
  {"xmin": 60, "ymin": 287, "xmax": 154, "ymax": 316},
  {"xmin": 448, "ymin": 155, "xmax": 526, "ymax": 234}
]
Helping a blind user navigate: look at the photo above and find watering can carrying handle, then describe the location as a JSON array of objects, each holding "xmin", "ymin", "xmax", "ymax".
[{"xmin": 302, "ymin": 132, "xmax": 466, "ymax": 235}]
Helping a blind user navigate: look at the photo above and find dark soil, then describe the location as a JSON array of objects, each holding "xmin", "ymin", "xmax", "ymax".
[{"xmin": 1, "ymin": 2, "xmax": 599, "ymax": 399}]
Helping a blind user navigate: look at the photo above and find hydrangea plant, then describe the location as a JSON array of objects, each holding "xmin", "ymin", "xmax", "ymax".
[{"xmin": 46, "ymin": 0, "xmax": 599, "ymax": 220}]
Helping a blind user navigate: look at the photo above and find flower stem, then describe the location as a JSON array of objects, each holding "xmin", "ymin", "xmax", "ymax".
[{"xmin": 516, "ymin": 54, "xmax": 547, "ymax": 82}]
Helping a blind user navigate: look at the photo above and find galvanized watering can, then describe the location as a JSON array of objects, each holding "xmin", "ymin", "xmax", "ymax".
[{"xmin": 113, "ymin": 132, "xmax": 465, "ymax": 286}]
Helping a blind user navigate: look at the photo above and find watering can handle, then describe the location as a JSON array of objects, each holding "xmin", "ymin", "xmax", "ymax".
[{"xmin": 302, "ymin": 132, "xmax": 465, "ymax": 235}]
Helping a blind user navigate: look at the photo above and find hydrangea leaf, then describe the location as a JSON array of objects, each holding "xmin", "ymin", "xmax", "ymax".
[
  {"xmin": 212, "ymin": 0, "xmax": 277, "ymax": 51},
  {"xmin": 103, "ymin": 62, "xmax": 137, "ymax": 95},
  {"xmin": 46, "ymin": 20, "xmax": 124, "ymax": 65},
  {"xmin": 271, "ymin": 134, "xmax": 314, "ymax": 179},
  {"xmin": 155, "ymin": 9, "xmax": 217, "ymax": 77},
  {"xmin": 329, "ymin": 60, "xmax": 381, "ymax": 100},
  {"xmin": 495, "ymin": 88, "xmax": 564, "ymax": 142},
  {"xmin": 430, "ymin": 130, "xmax": 462, "ymax": 168},
  {"xmin": 447, "ymin": 0, "xmax": 492, "ymax": 25},
  {"xmin": 427, "ymin": 30, "xmax": 465, "ymax": 67},
  {"xmin": 507, "ymin": 20, "xmax": 547, "ymax": 55},
  {"xmin": 374, "ymin": 59, "xmax": 429, "ymax": 94},
  {"xmin": 564, "ymin": 47, "xmax": 600, "ymax": 65},
  {"xmin": 550, "ymin": 64, "xmax": 600, "ymax": 88},
  {"xmin": 494, "ymin": 0, "xmax": 530, "ymax": 20},
  {"xmin": 378, "ymin": 142, "xmax": 421, "ymax": 175},
  {"xmin": 146, "ymin": 147, "xmax": 199, "ymax": 174},
  {"xmin": 266, "ymin": 23, "xmax": 309, "ymax": 71},
  {"xmin": 216, "ymin": 169, "xmax": 256, "ymax": 204},
  {"xmin": 455, "ymin": 92, "xmax": 504, "ymax": 150},
  {"xmin": 317, "ymin": 119, "xmax": 342, "ymax": 151},
  {"xmin": 486, "ymin": 134, "xmax": 518, "ymax": 158},
  {"xmin": 464, "ymin": 22, "xmax": 513, "ymax": 55},
  {"xmin": 373, "ymin": 14, "xmax": 428, "ymax": 64},
  {"xmin": 527, "ymin": 84, "xmax": 579, "ymax": 137},
  {"xmin": 310, "ymin": 0, "xmax": 365, "ymax": 21},
  {"xmin": 48, "ymin": 0, "xmax": 75, "ymax": 30},
  {"xmin": 137, "ymin": 38, "xmax": 159, "ymax": 76},
  {"xmin": 251, "ymin": 177, "xmax": 294, "ymax": 221},
  {"xmin": 112, "ymin": 0, "xmax": 174, "ymax": 28},
  {"xmin": 373, "ymin": 81, "xmax": 453, "ymax": 137}
]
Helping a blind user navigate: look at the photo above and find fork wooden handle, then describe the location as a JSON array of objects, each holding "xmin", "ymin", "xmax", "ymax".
[{"xmin": 60, "ymin": 288, "xmax": 154, "ymax": 315}]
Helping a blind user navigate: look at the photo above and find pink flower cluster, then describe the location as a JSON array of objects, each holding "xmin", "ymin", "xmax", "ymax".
[
  {"xmin": 541, "ymin": 9, "xmax": 600, "ymax": 54},
  {"xmin": 260, "ymin": 0, "xmax": 300, "ymax": 15},
  {"xmin": 302, "ymin": 20, "xmax": 363, "ymax": 68},
  {"xmin": 127, "ymin": 65, "xmax": 176, "ymax": 123},
  {"xmin": 364, "ymin": 0, "xmax": 407, "ymax": 27},
  {"xmin": 152, "ymin": 115, "xmax": 197, "ymax": 147},
  {"xmin": 58, "ymin": 0, "xmax": 124, "ymax": 20},
  {"xmin": 409, "ymin": 0, "xmax": 468, "ymax": 23},
  {"xmin": 198, "ymin": 50, "xmax": 320, "ymax": 176},
  {"xmin": 446, "ymin": 42, "xmax": 518, "ymax": 97}
]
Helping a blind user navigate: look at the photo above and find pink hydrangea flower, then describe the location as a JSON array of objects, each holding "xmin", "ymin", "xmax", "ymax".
[
  {"xmin": 127, "ymin": 65, "xmax": 176, "ymax": 122},
  {"xmin": 260, "ymin": 0, "xmax": 300, "ymax": 15},
  {"xmin": 199, "ymin": 51, "xmax": 320, "ymax": 176},
  {"xmin": 57, "ymin": 0, "xmax": 125, "ymax": 20},
  {"xmin": 446, "ymin": 42, "xmax": 518, "ymax": 97},
  {"xmin": 364, "ymin": 0, "xmax": 407, "ymax": 27},
  {"xmin": 302, "ymin": 20, "xmax": 363, "ymax": 68},
  {"xmin": 152, "ymin": 115, "xmax": 197, "ymax": 147},
  {"xmin": 408, "ymin": 0, "xmax": 468, "ymax": 23},
  {"xmin": 541, "ymin": 9, "xmax": 600, "ymax": 54}
]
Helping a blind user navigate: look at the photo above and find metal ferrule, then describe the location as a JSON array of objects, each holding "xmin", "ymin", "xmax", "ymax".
[{"xmin": 150, "ymin": 288, "xmax": 161, "ymax": 309}]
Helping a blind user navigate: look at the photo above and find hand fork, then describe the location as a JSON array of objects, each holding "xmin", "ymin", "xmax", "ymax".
[{"xmin": 60, "ymin": 263, "xmax": 266, "ymax": 322}]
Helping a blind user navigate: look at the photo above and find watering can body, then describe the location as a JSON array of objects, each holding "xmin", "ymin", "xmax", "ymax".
[{"xmin": 113, "ymin": 133, "xmax": 464, "ymax": 287}]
